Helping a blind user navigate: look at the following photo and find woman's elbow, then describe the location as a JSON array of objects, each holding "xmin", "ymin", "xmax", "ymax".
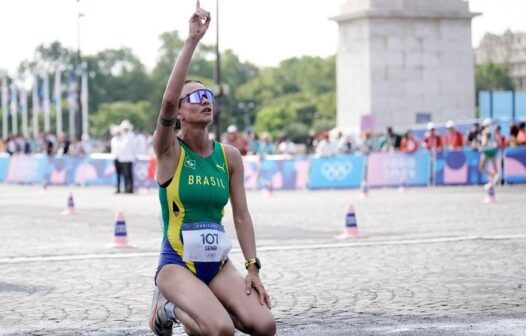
[
  {"xmin": 160, "ymin": 97, "xmax": 177, "ymax": 114},
  {"xmin": 233, "ymin": 210, "xmax": 251, "ymax": 225}
]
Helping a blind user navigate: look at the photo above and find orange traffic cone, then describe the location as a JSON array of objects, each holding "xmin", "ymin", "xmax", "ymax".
[
  {"xmin": 62, "ymin": 193, "xmax": 76, "ymax": 215},
  {"xmin": 113, "ymin": 211, "xmax": 131, "ymax": 248},
  {"xmin": 335, "ymin": 204, "xmax": 358, "ymax": 239}
]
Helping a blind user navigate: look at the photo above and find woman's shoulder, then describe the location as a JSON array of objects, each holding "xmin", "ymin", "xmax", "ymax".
[
  {"xmin": 218, "ymin": 142, "xmax": 241, "ymax": 157},
  {"xmin": 218, "ymin": 142, "xmax": 243, "ymax": 167}
]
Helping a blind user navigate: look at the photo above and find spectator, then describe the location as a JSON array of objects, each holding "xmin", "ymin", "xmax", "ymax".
[
  {"xmin": 315, "ymin": 131, "xmax": 337, "ymax": 157},
  {"xmin": 400, "ymin": 130, "xmax": 419, "ymax": 153},
  {"xmin": 517, "ymin": 122, "xmax": 526, "ymax": 145},
  {"xmin": 119, "ymin": 120, "xmax": 137, "ymax": 194},
  {"xmin": 467, "ymin": 123, "xmax": 480, "ymax": 149},
  {"xmin": 110, "ymin": 125, "xmax": 123, "ymax": 194},
  {"xmin": 258, "ymin": 132, "xmax": 275, "ymax": 158},
  {"xmin": 383, "ymin": 127, "xmax": 401, "ymax": 152},
  {"xmin": 443, "ymin": 120, "xmax": 464, "ymax": 150},
  {"xmin": 56, "ymin": 132, "xmax": 71, "ymax": 156},
  {"xmin": 305, "ymin": 129, "xmax": 317, "ymax": 155},
  {"xmin": 495, "ymin": 125, "xmax": 506, "ymax": 150},
  {"xmin": 135, "ymin": 130, "xmax": 149, "ymax": 156},
  {"xmin": 508, "ymin": 124, "xmax": 520, "ymax": 147},
  {"xmin": 277, "ymin": 136, "xmax": 297, "ymax": 155},
  {"xmin": 247, "ymin": 132, "xmax": 260, "ymax": 155},
  {"xmin": 224, "ymin": 125, "xmax": 248, "ymax": 155},
  {"xmin": 422, "ymin": 122, "xmax": 442, "ymax": 151},
  {"xmin": 44, "ymin": 133, "xmax": 55, "ymax": 156},
  {"xmin": 336, "ymin": 131, "xmax": 352, "ymax": 154},
  {"xmin": 78, "ymin": 134, "xmax": 93, "ymax": 156},
  {"xmin": 360, "ymin": 132, "xmax": 375, "ymax": 155},
  {"xmin": 6, "ymin": 136, "xmax": 16, "ymax": 155}
]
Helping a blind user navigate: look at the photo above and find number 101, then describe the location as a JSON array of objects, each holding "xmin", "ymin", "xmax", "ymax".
[{"xmin": 201, "ymin": 233, "xmax": 219, "ymax": 244}]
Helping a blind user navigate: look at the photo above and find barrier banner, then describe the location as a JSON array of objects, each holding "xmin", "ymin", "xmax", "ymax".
[
  {"xmin": 434, "ymin": 149, "xmax": 489, "ymax": 185},
  {"xmin": 308, "ymin": 155, "xmax": 364, "ymax": 189},
  {"xmin": 6, "ymin": 154, "xmax": 48, "ymax": 183},
  {"xmin": 367, "ymin": 151, "xmax": 430, "ymax": 187},
  {"xmin": 257, "ymin": 157, "xmax": 309, "ymax": 190},
  {"xmin": 504, "ymin": 148, "xmax": 526, "ymax": 183},
  {"xmin": 0, "ymin": 154, "xmax": 10, "ymax": 182},
  {"xmin": 45, "ymin": 156, "xmax": 116, "ymax": 186},
  {"xmin": 133, "ymin": 158, "xmax": 157, "ymax": 189},
  {"xmin": 243, "ymin": 156, "xmax": 260, "ymax": 190},
  {"xmin": 77, "ymin": 158, "xmax": 116, "ymax": 186},
  {"xmin": 47, "ymin": 156, "xmax": 83, "ymax": 185}
]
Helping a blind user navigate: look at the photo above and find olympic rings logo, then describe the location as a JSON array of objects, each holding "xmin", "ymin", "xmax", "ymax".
[{"xmin": 320, "ymin": 161, "xmax": 353, "ymax": 181}]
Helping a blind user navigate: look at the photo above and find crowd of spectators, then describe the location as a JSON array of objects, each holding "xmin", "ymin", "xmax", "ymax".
[
  {"xmin": 0, "ymin": 132, "xmax": 93, "ymax": 156},
  {"xmin": 2, "ymin": 120, "xmax": 525, "ymax": 159},
  {"xmin": 419, "ymin": 120, "xmax": 526, "ymax": 152},
  {"xmin": 222, "ymin": 120, "xmax": 526, "ymax": 158}
]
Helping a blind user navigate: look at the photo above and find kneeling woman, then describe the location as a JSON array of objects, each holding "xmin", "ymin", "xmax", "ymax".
[{"xmin": 149, "ymin": 3, "xmax": 275, "ymax": 336}]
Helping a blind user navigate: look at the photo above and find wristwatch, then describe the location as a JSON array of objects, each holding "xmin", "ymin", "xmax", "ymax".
[{"xmin": 245, "ymin": 257, "xmax": 261, "ymax": 270}]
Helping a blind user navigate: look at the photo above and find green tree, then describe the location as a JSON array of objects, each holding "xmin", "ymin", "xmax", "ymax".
[
  {"xmin": 17, "ymin": 41, "xmax": 76, "ymax": 76},
  {"xmin": 85, "ymin": 48, "xmax": 153, "ymax": 115},
  {"xmin": 254, "ymin": 104, "xmax": 297, "ymax": 137},
  {"xmin": 476, "ymin": 62, "xmax": 515, "ymax": 91},
  {"xmin": 238, "ymin": 55, "xmax": 336, "ymax": 135},
  {"xmin": 89, "ymin": 101, "xmax": 155, "ymax": 138}
]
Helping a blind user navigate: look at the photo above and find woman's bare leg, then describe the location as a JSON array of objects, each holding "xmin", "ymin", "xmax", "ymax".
[
  {"xmin": 209, "ymin": 262, "xmax": 276, "ymax": 336},
  {"xmin": 157, "ymin": 264, "xmax": 235, "ymax": 336}
]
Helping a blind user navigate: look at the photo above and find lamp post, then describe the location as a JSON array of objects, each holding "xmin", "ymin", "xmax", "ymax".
[
  {"xmin": 213, "ymin": 0, "xmax": 222, "ymax": 141},
  {"xmin": 75, "ymin": 0, "xmax": 84, "ymax": 141},
  {"xmin": 237, "ymin": 101, "xmax": 255, "ymax": 130}
]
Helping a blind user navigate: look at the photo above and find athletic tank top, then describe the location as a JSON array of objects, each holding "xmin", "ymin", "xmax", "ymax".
[{"xmin": 159, "ymin": 138, "xmax": 230, "ymax": 253}]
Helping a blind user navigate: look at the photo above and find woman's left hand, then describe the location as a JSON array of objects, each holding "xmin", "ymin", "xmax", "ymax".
[{"xmin": 245, "ymin": 271, "xmax": 272, "ymax": 309}]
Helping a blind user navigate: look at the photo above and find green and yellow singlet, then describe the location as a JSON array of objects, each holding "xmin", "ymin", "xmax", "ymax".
[{"xmin": 158, "ymin": 138, "xmax": 230, "ymax": 278}]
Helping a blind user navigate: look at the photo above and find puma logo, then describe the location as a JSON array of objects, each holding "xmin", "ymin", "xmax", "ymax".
[{"xmin": 216, "ymin": 163, "xmax": 226, "ymax": 173}]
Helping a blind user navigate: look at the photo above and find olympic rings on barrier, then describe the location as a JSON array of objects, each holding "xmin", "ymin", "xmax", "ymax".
[{"xmin": 320, "ymin": 161, "xmax": 353, "ymax": 181}]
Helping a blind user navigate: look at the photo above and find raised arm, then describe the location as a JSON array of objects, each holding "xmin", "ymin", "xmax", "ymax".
[{"xmin": 153, "ymin": 4, "xmax": 211, "ymax": 157}]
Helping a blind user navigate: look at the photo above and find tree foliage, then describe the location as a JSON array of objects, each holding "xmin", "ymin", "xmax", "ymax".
[
  {"xmin": 476, "ymin": 62, "xmax": 515, "ymax": 91},
  {"xmin": 11, "ymin": 32, "xmax": 337, "ymax": 139},
  {"xmin": 89, "ymin": 101, "xmax": 155, "ymax": 138}
]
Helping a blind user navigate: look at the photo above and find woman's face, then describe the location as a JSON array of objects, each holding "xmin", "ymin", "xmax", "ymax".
[{"xmin": 178, "ymin": 82, "xmax": 214, "ymax": 128}]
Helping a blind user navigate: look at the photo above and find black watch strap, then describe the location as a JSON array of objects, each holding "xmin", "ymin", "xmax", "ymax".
[{"xmin": 245, "ymin": 257, "xmax": 261, "ymax": 270}]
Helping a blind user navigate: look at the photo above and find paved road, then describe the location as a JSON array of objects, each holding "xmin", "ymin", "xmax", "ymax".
[{"xmin": 0, "ymin": 184, "xmax": 525, "ymax": 335}]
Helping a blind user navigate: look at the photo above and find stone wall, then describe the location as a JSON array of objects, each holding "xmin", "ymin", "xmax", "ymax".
[{"xmin": 333, "ymin": 0, "xmax": 477, "ymax": 134}]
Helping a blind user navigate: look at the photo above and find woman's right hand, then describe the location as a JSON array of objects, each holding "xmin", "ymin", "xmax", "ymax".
[{"xmin": 188, "ymin": 2, "xmax": 211, "ymax": 42}]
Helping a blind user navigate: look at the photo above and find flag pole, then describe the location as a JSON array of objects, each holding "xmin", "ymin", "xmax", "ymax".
[
  {"xmin": 1, "ymin": 78, "xmax": 8, "ymax": 140},
  {"xmin": 55, "ymin": 66, "xmax": 63, "ymax": 135},
  {"xmin": 20, "ymin": 86, "xmax": 28, "ymax": 138},
  {"xmin": 32, "ymin": 74, "xmax": 40, "ymax": 139},
  {"xmin": 10, "ymin": 83, "xmax": 18, "ymax": 135},
  {"xmin": 43, "ymin": 71, "xmax": 51, "ymax": 133}
]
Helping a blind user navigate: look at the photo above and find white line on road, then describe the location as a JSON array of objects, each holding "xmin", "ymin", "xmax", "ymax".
[{"xmin": 1, "ymin": 234, "xmax": 526, "ymax": 264}]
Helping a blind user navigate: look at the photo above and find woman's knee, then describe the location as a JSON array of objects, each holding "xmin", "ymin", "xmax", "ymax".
[
  {"xmin": 200, "ymin": 318, "xmax": 235, "ymax": 336},
  {"xmin": 244, "ymin": 315, "xmax": 276, "ymax": 336}
]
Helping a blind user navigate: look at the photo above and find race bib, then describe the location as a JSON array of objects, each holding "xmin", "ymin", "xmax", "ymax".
[{"xmin": 182, "ymin": 222, "xmax": 232, "ymax": 262}]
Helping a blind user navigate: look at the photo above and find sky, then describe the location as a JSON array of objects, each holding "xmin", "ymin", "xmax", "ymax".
[{"xmin": 1, "ymin": 0, "xmax": 525, "ymax": 75}]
